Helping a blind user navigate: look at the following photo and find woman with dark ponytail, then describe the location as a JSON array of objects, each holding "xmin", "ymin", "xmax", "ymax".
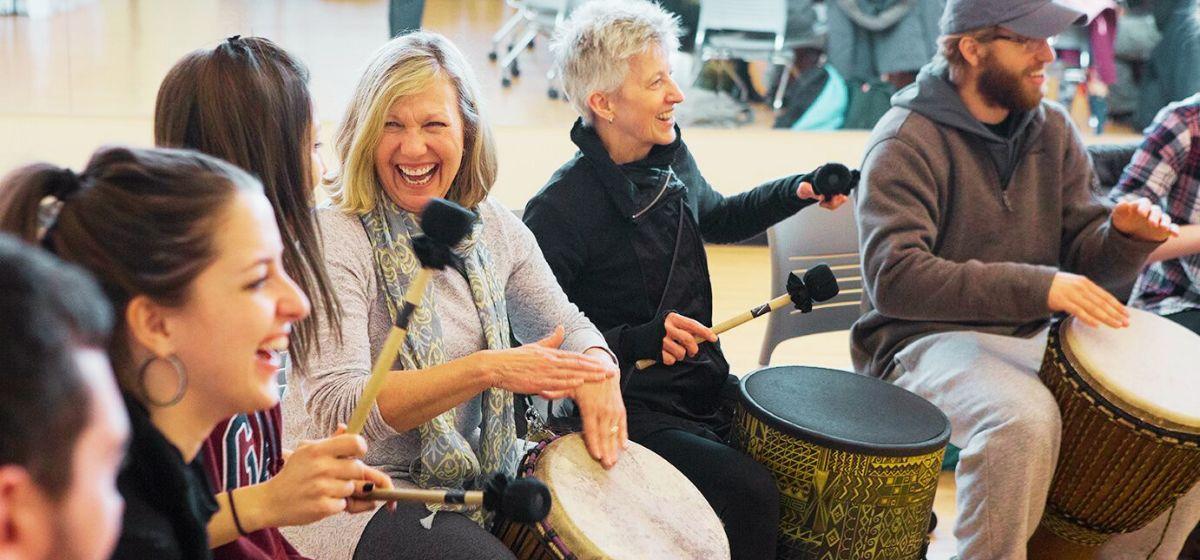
[
  {"xmin": 154, "ymin": 36, "xmax": 384, "ymax": 560},
  {"xmin": 0, "ymin": 146, "xmax": 392, "ymax": 560}
]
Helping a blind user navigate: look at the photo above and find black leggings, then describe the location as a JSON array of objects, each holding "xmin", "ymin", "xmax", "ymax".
[
  {"xmin": 1166, "ymin": 309, "xmax": 1200, "ymax": 335},
  {"xmin": 638, "ymin": 428, "xmax": 781, "ymax": 560},
  {"xmin": 353, "ymin": 502, "xmax": 515, "ymax": 560}
]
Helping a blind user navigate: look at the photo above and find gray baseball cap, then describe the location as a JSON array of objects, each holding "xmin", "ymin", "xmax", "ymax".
[{"xmin": 940, "ymin": 0, "xmax": 1086, "ymax": 39}]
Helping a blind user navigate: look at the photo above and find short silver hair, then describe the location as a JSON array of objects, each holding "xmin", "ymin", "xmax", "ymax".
[{"xmin": 552, "ymin": 0, "xmax": 681, "ymax": 125}]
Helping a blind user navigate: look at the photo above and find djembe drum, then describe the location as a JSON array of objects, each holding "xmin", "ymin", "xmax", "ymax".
[
  {"xmin": 493, "ymin": 433, "xmax": 730, "ymax": 560},
  {"xmin": 733, "ymin": 366, "xmax": 950, "ymax": 559},
  {"xmin": 1029, "ymin": 309, "xmax": 1200, "ymax": 559}
]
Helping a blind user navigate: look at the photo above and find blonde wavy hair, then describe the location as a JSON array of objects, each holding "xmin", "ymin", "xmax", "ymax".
[{"xmin": 329, "ymin": 31, "xmax": 497, "ymax": 213}]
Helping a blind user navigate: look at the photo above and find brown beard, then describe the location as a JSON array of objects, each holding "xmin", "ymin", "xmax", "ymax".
[{"xmin": 976, "ymin": 53, "xmax": 1043, "ymax": 113}]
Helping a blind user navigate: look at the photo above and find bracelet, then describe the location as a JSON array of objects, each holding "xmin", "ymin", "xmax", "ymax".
[{"xmin": 227, "ymin": 489, "xmax": 248, "ymax": 536}]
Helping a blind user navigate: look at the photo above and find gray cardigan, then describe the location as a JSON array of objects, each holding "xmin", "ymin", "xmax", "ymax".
[{"xmin": 284, "ymin": 196, "xmax": 608, "ymax": 476}]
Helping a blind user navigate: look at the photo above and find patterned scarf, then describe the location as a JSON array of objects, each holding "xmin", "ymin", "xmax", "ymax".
[{"xmin": 360, "ymin": 197, "xmax": 520, "ymax": 501}]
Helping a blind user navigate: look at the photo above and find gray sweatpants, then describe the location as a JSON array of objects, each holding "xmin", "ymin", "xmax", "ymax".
[{"xmin": 891, "ymin": 328, "xmax": 1200, "ymax": 560}]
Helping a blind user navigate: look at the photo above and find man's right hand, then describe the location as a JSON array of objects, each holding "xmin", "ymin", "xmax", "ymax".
[
  {"xmin": 1047, "ymin": 272, "xmax": 1129, "ymax": 328},
  {"xmin": 661, "ymin": 312, "xmax": 717, "ymax": 365}
]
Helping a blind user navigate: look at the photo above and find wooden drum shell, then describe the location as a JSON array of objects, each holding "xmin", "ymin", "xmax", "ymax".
[{"xmin": 1037, "ymin": 319, "xmax": 1200, "ymax": 546}]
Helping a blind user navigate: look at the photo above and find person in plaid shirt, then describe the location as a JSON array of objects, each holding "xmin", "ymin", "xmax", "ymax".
[{"xmin": 1110, "ymin": 91, "xmax": 1200, "ymax": 334}]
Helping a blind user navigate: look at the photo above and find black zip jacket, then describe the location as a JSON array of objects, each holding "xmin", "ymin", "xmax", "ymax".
[
  {"xmin": 524, "ymin": 120, "xmax": 813, "ymax": 436},
  {"xmin": 110, "ymin": 393, "xmax": 217, "ymax": 560}
]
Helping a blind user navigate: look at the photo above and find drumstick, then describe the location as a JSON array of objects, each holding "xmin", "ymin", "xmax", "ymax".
[
  {"xmin": 633, "ymin": 264, "xmax": 839, "ymax": 370},
  {"xmin": 345, "ymin": 199, "xmax": 476, "ymax": 435},
  {"xmin": 363, "ymin": 473, "xmax": 552, "ymax": 523}
]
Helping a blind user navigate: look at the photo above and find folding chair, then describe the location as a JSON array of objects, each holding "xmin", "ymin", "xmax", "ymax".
[
  {"xmin": 759, "ymin": 199, "xmax": 862, "ymax": 366},
  {"xmin": 694, "ymin": 0, "xmax": 796, "ymax": 110},
  {"xmin": 488, "ymin": 0, "xmax": 573, "ymax": 98}
]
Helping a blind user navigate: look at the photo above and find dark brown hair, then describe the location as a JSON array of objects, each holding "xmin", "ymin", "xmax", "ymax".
[
  {"xmin": 0, "ymin": 234, "xmax": 110, "ymax": 499},
  {"xmin": 0, "ymin": 146, "xmax": 260, "ymax": 390},
  {"xmin": 154, "ymin": 36, "xmax": 339, "ymax": 369}
]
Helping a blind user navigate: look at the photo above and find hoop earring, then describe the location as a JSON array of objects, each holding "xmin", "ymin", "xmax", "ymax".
[{"xmin": 138, "ymin": 355, "xmax": 188, "ymax": 407}]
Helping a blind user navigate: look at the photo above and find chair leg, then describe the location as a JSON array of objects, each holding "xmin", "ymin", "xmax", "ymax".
[
  {"xmin": 489, "ymin": 9, "xmax": 524, "ymax": 61},
  {"xmin": 758, "ymin": 322, "xmax": 778, "ymax": 367},
  {"xmin": 546, "ymin": 66, "xmax": 561, "ymax": 100},
  {"xmin": 772, "ymin": 64, "xmax": 790, "ymax": 111},
  {"xmin": 499, "ymin": 26, "xmax": 537, "ymax": 75}
]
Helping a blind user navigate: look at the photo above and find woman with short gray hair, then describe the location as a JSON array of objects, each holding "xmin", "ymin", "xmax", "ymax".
[
  {"xmin": 555, "ymin": 0, "xmax": 681, "ymax": 128},
  {"xmin": 523, "ymin": 2, "xmax": 852, "ymax": 559}
]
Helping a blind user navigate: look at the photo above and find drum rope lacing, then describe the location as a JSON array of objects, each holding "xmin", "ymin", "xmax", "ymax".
[
  {"xmin": 1039, "ymin": 326, "xmax": 1196, "ymax": 553},
  {"xmin": 513, "ymin": 438, "xmax": 576, "ymax": 560}
]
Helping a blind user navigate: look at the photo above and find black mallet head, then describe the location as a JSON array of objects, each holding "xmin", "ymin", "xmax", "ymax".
[
  {"xmin": 420, "ymin": 198, "xmax": 476, "ymax": 247},
  {"xmin": 412, "ymin": 198, "xmax": 476, "ymax": 270},
  {"xmin": 810, "ymin": 163, "xmax": 860, "ymax": 199},
  {"xmin": 481, "ymin": 473, "xmax": 552, "ymax": 524},
  {"xmin": 786, "ymin": 264, "xmax": 839, "ymax": 313}
]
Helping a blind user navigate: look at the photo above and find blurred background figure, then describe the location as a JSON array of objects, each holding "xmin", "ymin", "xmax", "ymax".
[
  {"xmin": 1051, "ymin": 0, "xmax": 1119, "ymax": 133},
  {"xmin": 825, "ymin": 0, "xmax": 946, "ymax": 128},
  {"xmin": 1132, "ymin": 0, "xmax": 1200, "ymax": 129},
  {"xmin": 389, "ymin": 0, "xmax": 425, "ymax": 37}
]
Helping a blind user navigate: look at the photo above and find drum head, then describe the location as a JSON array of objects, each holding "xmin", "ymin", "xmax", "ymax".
[
  {"xmin": 1063, "ymin": 308, "xmax": 1200, "ymax": 430},
  {"xmin": 740, "ymin": 366, "xmax": 950, "ymax": 456},
  {"xmin": 534, "ymin": 433, "xmax": 730, "ymax": 560}
]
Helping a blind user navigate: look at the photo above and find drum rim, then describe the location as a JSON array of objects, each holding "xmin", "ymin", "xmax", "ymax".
[
  {"xmin": 519, "ymin": 433, "xmax": 731, "ymax": 559},
  {"xmin": 1059, "ymin": 312, "xmax": 1200, "ymax": 430},
  {"xmin": 738, "ymin": 366, "xmax": 951, "ymax": 457},
  {"xmin": 506, "ymin": 435, "xmax": 576, "ymax": 560},
  {"xmin": 1057, "ymin": 317, "xmax": 1200, "ymax": 442}
]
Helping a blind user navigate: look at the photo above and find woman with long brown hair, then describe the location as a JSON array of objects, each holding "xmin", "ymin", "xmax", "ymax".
[
  {"xmin": 154, "ymin": 36, "xmax": 390, "ymax": 559},
  {"xmin": 0, "ymin": 146, "xmax": 392, "ymax": 559}
]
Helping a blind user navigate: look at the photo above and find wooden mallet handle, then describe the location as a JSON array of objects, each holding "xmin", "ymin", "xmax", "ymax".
[
  {"xmin": 344, "ymin": 198, "xmax": 475, "ymax": 436},
  {"xmin": 632, "ymin": 294, "xmax": 791, "ymax": 370},
  {"xmin": 632, "ymin": 265, "xmax": 838, "ymax": 370},
  {"xmin": 346, "ymin": 272, "xmax": 431, "ymax": 435},
  {"xmin": 364, "ymin": 486, "xmax": 484, "ymax": 507}
]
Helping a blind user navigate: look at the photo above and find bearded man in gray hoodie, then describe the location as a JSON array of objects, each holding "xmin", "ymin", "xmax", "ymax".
[{"xmin": 851, "ymin": 0, "xmax": 1200, "ymax": 557}]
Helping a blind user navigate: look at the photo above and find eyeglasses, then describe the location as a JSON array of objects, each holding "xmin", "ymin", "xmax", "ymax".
[{"xmin": 982, "ymin": 31, "xmax": 1049, "ymax": 53}]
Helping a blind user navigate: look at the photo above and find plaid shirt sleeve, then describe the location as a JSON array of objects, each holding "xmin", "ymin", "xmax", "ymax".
[
  {"xmin": 1107, "ymin": 96, "xmax": 1200, "ymax": 315},
  {"xmin": 1110, "ymin": 106, "xmax": 1191, "ymax": 206}
]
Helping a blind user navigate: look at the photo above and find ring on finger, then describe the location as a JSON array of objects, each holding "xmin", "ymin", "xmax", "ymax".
[{"xmin": 609, "ymin": 424, "xmax": 619, "ymax": 435}]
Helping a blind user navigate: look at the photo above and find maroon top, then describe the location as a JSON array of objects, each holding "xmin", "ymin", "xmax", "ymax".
[{"xmin": 201, "ymin": 405, "xmax": 310, "ymax": 560}]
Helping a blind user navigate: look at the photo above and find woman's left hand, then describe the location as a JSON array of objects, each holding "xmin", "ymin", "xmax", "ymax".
[
  {"xmin": 797, "ymin": 181, "xmax": 849, "ymax": 210},
  {"xmin": 565, "ymin": 349, "xmax": 626, "ymax": 469}
]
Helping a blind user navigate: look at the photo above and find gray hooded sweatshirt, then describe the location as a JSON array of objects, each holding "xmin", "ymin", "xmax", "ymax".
[{"xmin": 850, "ymin": 60, "xmax": 1160, "ymax": 378}]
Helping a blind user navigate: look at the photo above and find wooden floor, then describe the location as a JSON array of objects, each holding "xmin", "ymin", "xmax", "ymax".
[{"xmin": 3, "ymin": 2, "xmax": 1156, "ymax": 558}]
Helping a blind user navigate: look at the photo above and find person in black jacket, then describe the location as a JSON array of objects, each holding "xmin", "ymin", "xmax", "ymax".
[{"xmin": 525, "ymin": 2, "xmax": 849, "ymax": 559}]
